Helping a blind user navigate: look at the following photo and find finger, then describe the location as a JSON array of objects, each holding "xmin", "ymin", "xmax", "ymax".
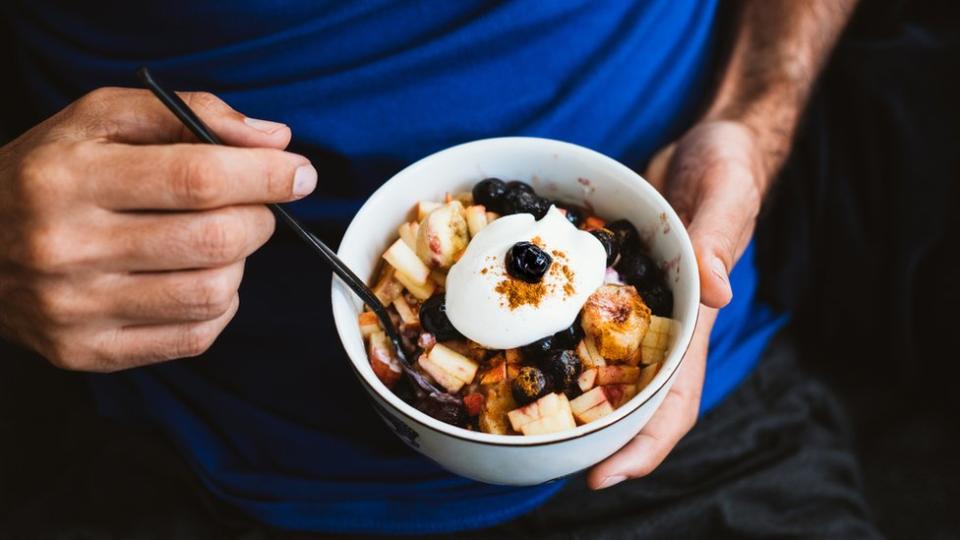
[
  {"xmin": 106, "ymin": 205, "xmax": 275, "ymax": 271},
  {"xmin": 587, "ymin": 308, "xmax": 716, "ymax": 489},
  {"xmin": 105, "ymin": 262, "xmax": 245, "ymax": 324},
  {"xmin": 88, "ymin": 142, "xmax": 316, "ymax": 210},
  {"xmin": 89, "ymin": 293, "xmax": 240, "ymax": 371},
  {"xmin": 683, "ymin": 165, "xmax": 757, "ymax": 308},
  {"xmin": 68, "ymin": 87, "xmax": 292, "ymax": 148}
]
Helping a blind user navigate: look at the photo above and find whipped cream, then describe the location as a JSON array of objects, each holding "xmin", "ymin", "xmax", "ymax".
[{"xmin": 445, "ymin": 206, "xmax": 606, "ymax": 349}]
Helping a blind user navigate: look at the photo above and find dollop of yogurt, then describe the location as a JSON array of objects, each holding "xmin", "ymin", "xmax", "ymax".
[{"xmin": 446, "ymin": 206, "xmax": 606, "ymax": 349}]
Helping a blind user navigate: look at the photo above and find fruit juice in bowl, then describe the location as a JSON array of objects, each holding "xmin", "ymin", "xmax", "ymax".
[{"xmin": 331, "ymin": 137, "xmax": 699, "ymax": 485}]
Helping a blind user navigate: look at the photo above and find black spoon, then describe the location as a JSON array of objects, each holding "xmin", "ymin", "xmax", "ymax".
[{"xmin": 136, "ymin": 67, "xmax": 459, "ymax": 407}]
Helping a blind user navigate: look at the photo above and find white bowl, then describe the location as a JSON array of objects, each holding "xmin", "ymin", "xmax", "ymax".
[{"xmin": 331, "ymin": 137, "xmax": 699, "ymax": 485}]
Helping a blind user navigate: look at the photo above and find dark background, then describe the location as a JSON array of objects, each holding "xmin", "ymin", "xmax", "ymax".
[{"xmin": 2, "ymin": 1, "xmax": 959, "ymax": 538}]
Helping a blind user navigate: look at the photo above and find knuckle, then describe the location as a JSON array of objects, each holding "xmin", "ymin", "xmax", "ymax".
[
  {"xmin": 174, "ymin": 154, "xmax": 223, "ymax": 207},
  {"xmin": 18, "ymin": 228, "xmax": 67, "ymax": 271},
  {"xmin": 176, "ymin": 325, "xmax": 217, "ymax": 358},
  {"xmin": 43, "ymin": 337, "xmax": 89, "ymax": 371},
  {"xmin": 194, "ymin": 213, "xmax": 244, "ymax": 262},
  {"xmin": 190, "ymin": 274, "xmax": 235, "ymax": 318}
]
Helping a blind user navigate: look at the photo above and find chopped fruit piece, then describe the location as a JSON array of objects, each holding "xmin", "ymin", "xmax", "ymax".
[
  {"xmin": 398, "ymin": 222, "xmax": 419, "ymax": 250},
  {"xmin": 507, "ymin": 392, "xmax": 563, "ymax": 431},
  {"xmin": 425, "ymin": 343, "xmax": 479, "ymax": 388},
  {"xmin": 506, "ymin": 363, "xmax": 521, "ymax": 380},
  {"xmin": 392, "ymin": 296, "xmax": 419, "ymax": 325},
  {"xmin": 368, "ymin": 331, "xmax": 402, "ymax": 388},
  {"xmin": 472, "ymin": 178, "xmax": 509, "ymax": 213},
  {"xmin": 417, "ymin": 200, "xmax": 443, "ymax": 221},
  {"xmin": 505, "ymin": 348, "xmax": 522, "ymax": 364},
  {"xmin": 601, "ymin": 383, "xmax": 639, "ymax": 408},
  {"xmin": 581, "ymin": 284, "xmax": 651, "ymax": 361},
  {"xmin": 640, "ymin": 315, "xmax": 677, "ymax": 364},
  {"xmin": 574, "ymin": 401, "xmax": 614, "ymax": 425},
  {"xmin": 486, "ymin": 211, "xmax": 500, "ymax": 223},
  {"xmin": 417, "ymin": 332, "xmax": 437, "ymax": 350},
  {"xmin": 479, "ymin": 380, "xmax": 517, "ymax": 434},
  {"xmin": 418, "ymin": 354, "xmax": 464, "ymax": 393},
  {"xmin": 624, "ymin": 345, "xmax": 644, "ymax": 366},
  {"xmin": 394, "ymin": 268, "xmax": 436, "ymax": 300},
  {"xmin": 521, "ymin": 394, "xmax": 576, "ymax": 435},
  {"xmin": 584, "ymin": 215, "xmax": 606, "ymax": 231},
  {"xmin": 577, "ymin": 368, "xmax": 597, "ymax": 392},
  {"xmin": 576, "ymin": 335, "xmax": 606, "ymax": 368},
  {"xmin": 358, "ymin": 311, "xmax": 380, "ymax": 337},
  {"xmin": 415, "ymin": 201, "xmax": 469, "ymax": 268},
  {"xmin": 453, "ymin": 191, "xmax": 474, "ymax": 206},
  {"xmin": 569, "ymin": 386, "xmax": 608, "ymax": 416},
  {"xmin": 637, "ymin": 362, "xmax": 660, "ymax": 389},
  {"xmin": 480, "ymin": 356, "xmax": 507, "ymax": 384},
  {"xmin": 596, "ymin": 365, "xmax": 640, "ymax": 385},
  {"xmin": 465, "ymin": 205, "xmax": 488, "ymax": 237},
  {"xmin": 463, "ymin": 392, "xmax": 485, "ymax": 416},
  {"xmin": 383, "ymin": 238, "xmax": 430, "ymax": 285},
  {"xmin": 372, "ymin": 266, "xmax": 403, "ymax": 306},
  {"xmin": 429, "ymin": 270, "xmax": 447, "ymax": 288}
]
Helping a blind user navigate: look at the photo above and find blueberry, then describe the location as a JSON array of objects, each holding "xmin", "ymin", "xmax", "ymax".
[
  {"xmin": 639, "ymin": 281, "xmax": 674, "ymax": 317},
  {"xmin": 520, "ymin": 335, "xmax": 557, "ymax": 360},
  {"xmin": 552, "ymin": 315, "xmax": 584, "ymax": 349},
  {"xmin": 419, "ymin": 294, "xmax": 463, "ymax": 342},
  {"xmin": 506, "ymin": 180, "xmax": 535, "ymax": 195},
  {"xmin": 506, "ymin": 241, "xmax": 552, "ymax": 283},
  {"xmin": 590, "ymin": 228, "xmax": 620, "ymax": 267},
  {"xmin": 504, "ymin": 190, "xmax": 550, "ymax": 219},
  {"xmin": 512, "ymin": 366, "xmax": 551, "ymax": 405},
  {"xmin": 606, "ymin": 219, "xmax": 641, "ymax": 249},
  {"xmin": 554, "ymin": 202, "xmax": 585, "ymax": 227},
  {"xmin": 617, "ymin": 251, "xmax": 659, "ymax": 289},
  {"xmin": 538, "ymin": 350, "xmax": 581, "ymax": 391},
  {"xmin": 472, "ymin": 178, "xmax": 509, "ymax": 214}
]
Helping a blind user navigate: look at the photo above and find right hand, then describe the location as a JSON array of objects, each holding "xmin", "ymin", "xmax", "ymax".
[{"xmin": 0, "ymin": 87, "xmax": 317, "ymax": 372}]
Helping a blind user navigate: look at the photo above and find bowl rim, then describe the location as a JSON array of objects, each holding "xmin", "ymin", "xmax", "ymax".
[{"xmin": 331, "ymin": 136, "xmax": 700, "ymax": 447}]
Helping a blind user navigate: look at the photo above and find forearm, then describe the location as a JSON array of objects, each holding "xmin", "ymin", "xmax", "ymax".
[{"xmin": 704, "ymin": 0, "xmax": 858, "ymax": 185}]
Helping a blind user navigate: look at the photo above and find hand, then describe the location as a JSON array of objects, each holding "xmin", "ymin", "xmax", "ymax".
[
  {"xmin": 587, "ymin": 120, "xmax": 766, "ymax": 489},
  {"xmin": 0, "ymin": 87, "xmax": 317, "ymax": 372}
]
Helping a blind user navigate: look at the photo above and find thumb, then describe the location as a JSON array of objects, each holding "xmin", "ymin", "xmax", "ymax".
[{"xmin": 685, "ymin": 174, "xmax": 755, "ymax": 309}]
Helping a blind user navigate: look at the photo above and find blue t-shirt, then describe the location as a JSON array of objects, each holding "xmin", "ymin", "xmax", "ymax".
[{"xmin": 4, "ymin": 0, "xmax": 786, "ymax": 534}]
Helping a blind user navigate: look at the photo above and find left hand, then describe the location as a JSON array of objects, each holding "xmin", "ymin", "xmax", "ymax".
[{"xmin": 587, "ymin": 120, "xmax": 767, "ymax": 489}]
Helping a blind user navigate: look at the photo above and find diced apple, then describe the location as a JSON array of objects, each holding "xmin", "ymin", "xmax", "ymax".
[
  {"xmin": 576, "ymin": 335, "xmax": 606, "ymax": 368},
  {"xmin": 506, "ymin": 392, "xmax": 563, "ymax": 431},
  {"xmin": 520, "ymin": 394, "xmax": 576, "ymax": 435},
  {"xmin": 465, "ymin": 205, "xmax": 488, "ymax": 237},
  {"xmin": 372, "ymin": 266, "xmax": 403, "ymax": 306},
  {"xmin": 575, "ymin": 401, "xmax": 615, "ymax": 425},
  {"xmin": 368, "ymin": 331, "xmax": 402, "ymax": 388},
  {"xmin": 479, "ymin": 380, "xmax": 517, "ymax": 435},
  {"xmin": 533, "ymin": 392, "xmax": 564, "ymax": 417},
  {"xmin": 383, "ymin": 238, "xmax": 430, "ymax": 285},
  {"xmin": 417, "ymin": 200, "xmax": 443, "ymax": 221},
  {"xmin": 601, "ymin": 383, "xmax": 639, "ymax": 408},
  {"xmin": 464, "ymin": 392, "xmax": 485, "ymax": 416},
  {"xmin": 485, "ymin": 211, "xmax": 500, "ymax": 223},
  {"xmin": 637, "ymin": 362, "xmax": 660, "ymax": 389},
  {"xmin": 596, "ymin": 365, "xmax": 640, "ymax": 385},
  {"xmin": 397, "ymin": 222, "xmax": 419, "ymax": 250},
  {"xmin": 577, "ymin": 368, "xmax": 597, "ymax": 392},
  {"xmin": 358, "ymin": 311, "xmax": 381, "ymax": 337},
  {"xmin": 393, "ymin": 268, "xmax": 436, "ymax": 300},
  {"xmin": 428, "ymin": 343, "xmax": 479, "ymax": 385},
  {"xmin": 569, "ymin": 386, "xmax": 608, "ymax": 416},
  {"xmin": 392, "ymin": 295, "xmax": 419, "ymax": 325},
  {"xmin": 415, "ymin": 201, "xmax": 469, "ymax": 268},
  {"xmin": 453, "ymin": 191, "xmax": 474, "ymax": 206},
  {"xmin": 418, "ymin": 354, "xmax": 466, "ymax": 393}
]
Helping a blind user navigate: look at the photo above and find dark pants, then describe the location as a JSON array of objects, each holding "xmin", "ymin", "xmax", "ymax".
[{"xmin": 0, "ymin": 330, "xmax": 883, "ymax": 540}]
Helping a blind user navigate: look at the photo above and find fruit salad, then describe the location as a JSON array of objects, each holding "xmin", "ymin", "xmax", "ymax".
[{"xmin": 359, "ymin": 178, "xmax": 679, "ymax": 435}]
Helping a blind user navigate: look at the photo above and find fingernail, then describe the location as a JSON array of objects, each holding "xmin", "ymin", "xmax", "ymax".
[
  {"xmin": 293, "ymin": 165, "xmax": 317, "ymax": 197},
  {"xmin": 598, "ymin": 475, "xmax": 626, "ymax": 489},
  {"xmin": 244, "ymin": 117, "xmax": 287, "ymax": 134},
  {"xmin": 710, "ymin": 257, "xmax": 728, "ymax": 282}
]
